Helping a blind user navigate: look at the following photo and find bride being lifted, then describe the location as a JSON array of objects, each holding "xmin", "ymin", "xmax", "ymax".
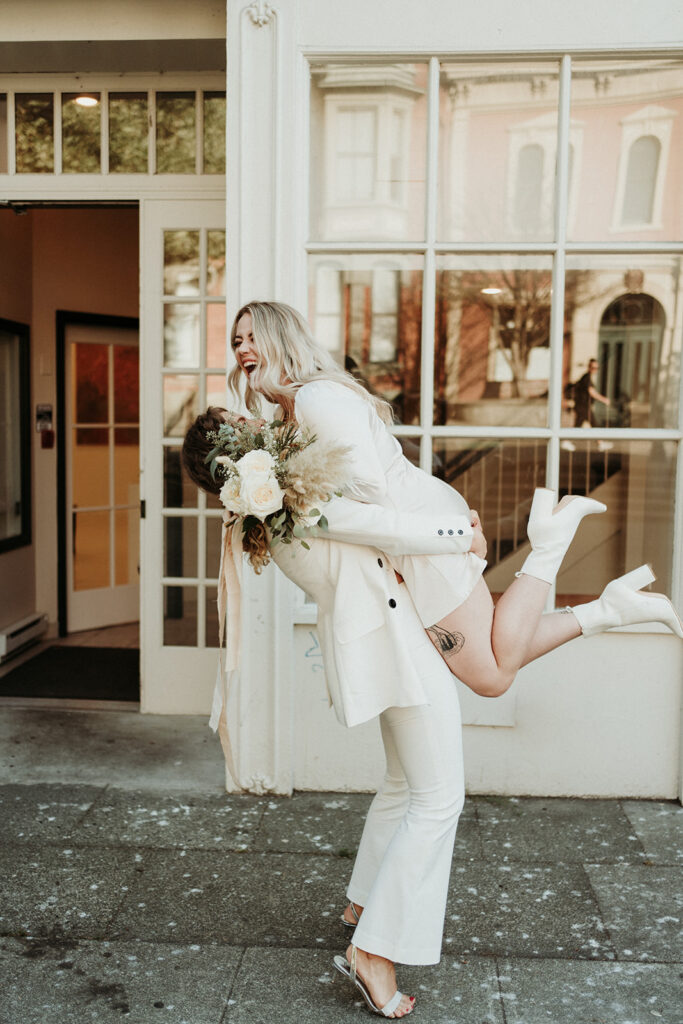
[{"xmin": 182, "ymin": 299, "xmax": 681, "ymax": 1019}]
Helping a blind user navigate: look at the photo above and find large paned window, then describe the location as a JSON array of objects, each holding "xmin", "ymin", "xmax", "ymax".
[
  {"xmin": 161, "ymin": 228, "xmax": 226, "ymax": 646},
  {"xmin": 308, "ymin": 57, "xmax": 682, "ymax": 603},
  {"xmin": 0, "ymin": 81, "xmax": 225, "ymax": 176}
]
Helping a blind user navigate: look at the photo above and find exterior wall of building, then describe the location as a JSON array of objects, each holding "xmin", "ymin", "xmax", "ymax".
[
  {"xmin": 1, "ymin": 0, "xmax": 225, "ymax": 42},
  {"xmin": 226, "ymin": 0, "xmax": 683, "ymax": 797}
]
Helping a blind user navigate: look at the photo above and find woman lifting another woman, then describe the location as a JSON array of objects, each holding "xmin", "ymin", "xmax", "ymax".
[{"xmin": 182, "ymin": 299, "xmax": 682, "ymax": 1018}]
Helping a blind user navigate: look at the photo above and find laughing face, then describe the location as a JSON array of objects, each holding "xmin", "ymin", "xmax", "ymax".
[{"xmin": 232, "ymin": 312, "xmax": 260, "ymax": 383}]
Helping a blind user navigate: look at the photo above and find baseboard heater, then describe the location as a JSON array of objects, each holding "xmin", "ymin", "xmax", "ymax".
[{"xmin": 0, "ymin": 612, "xmax": 49, "ymax": 664}]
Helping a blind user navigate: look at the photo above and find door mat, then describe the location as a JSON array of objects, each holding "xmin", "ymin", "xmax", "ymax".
[{"xmin": 0, "ymin": 646, "xmax": 140, "ymax": 701}]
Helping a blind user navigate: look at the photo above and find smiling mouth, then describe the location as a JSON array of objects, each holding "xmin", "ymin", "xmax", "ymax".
[{"xmin": 243, "ymin": 361, "xmax": 258, "ymax": 375}]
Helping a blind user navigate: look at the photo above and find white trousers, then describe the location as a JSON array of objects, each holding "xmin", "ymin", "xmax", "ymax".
[{"xmin": 346, "ymin": 596, "xmax": 465, "ymax": 965}]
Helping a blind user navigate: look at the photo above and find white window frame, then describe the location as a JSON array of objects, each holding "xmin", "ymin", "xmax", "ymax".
[
  {"xmin": 0, "ymin": 72, "xmax": 226, "ymax": 198},
  {"xmin": 304, "ymin": 56, "xmax": 683, "ymax": 618}
]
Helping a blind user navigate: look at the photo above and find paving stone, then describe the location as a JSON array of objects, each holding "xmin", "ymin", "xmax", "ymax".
[
  {"xmin": 622, "ymin": 800, "xmax": 683, "ymax": 865},
  {"xmin": 444, "ymin": 862, "xmax": 615, "ymax": 959},
  {"xmin": 586, "ymin": 864, "xmax": 683, "ymax": 963},
  {"xmin": 476, "ymin": 796, "xmax": 645, "ymax": 864},
  {"xmin": 109, "ymin": 849, "xmax": 353, "ymax": 947},
  {"xmin": 254, "ymin": 792, "xmax": 372, "ymax": 855},
  {"xmin": 224, "ymin": 947, "xmax": 504, "ymax": 1024},
  {"xmin": 0, "ymin": 784, "xmax": 104, "ymax": 844},
  {"xmin": 0, "ymin": 843, "xmax": 149, "ymax": 940},
  {"xmin": 70, "ymin": 789, "xmax": 265, "ymax": 851},
  {"xmin": 0, "ymin": 936, "xmax": 239, "ymax": 1024},
  {"xmin": 0, "ymin": 708, "xmax": 224, "ymax": 793},
  {"xmin": 255, "ymin": 792, "xmax": 481, "ymax": 860},
  {"xmin": 498, "ymin": 956, "xmax": 682, "ymax": 1024}
]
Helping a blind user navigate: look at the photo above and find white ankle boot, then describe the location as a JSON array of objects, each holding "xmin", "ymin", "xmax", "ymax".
[
  {"xmin": 571, "ymin": 565, "xmax": 683, "ymax": 638},
  {"xmin": 519, "ymin": 488, "xmax": 607, "ymax": 584}
]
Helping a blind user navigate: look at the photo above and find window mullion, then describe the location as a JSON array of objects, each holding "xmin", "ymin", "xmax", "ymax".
[
  {"xmin": 419, "ymin": 56, "xmax": 440, "ymax": 473},
  {"xmin": 547, "ymin": 55, "xmax": 572, "ymax": 465},
  {"xmin": 54, "ymin": 92, "xmax": 62, "ymax": 175}
]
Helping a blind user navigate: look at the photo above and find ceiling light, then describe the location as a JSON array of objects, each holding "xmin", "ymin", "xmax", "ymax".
[
  {"xmin": 74, "ymin": 95, "xmax": 99, "ymax": 108},
  {"xmin": 481, "ymin": 287, "xmax": 502, "ymax": 295}
]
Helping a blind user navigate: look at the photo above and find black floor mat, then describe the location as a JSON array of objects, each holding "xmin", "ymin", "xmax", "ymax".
[{"xmin": 0, "ymin": 646, "xmax": 140, "ymax": 701}]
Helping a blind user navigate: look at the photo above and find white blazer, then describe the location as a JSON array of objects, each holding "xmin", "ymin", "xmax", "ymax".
[
  {"xmin": 272, "ymin": 495, "xmax": 473, "ymax": 727},
  {"xmin": 293, "ymin": 380, "xmax": 486, "ymax": 627}
]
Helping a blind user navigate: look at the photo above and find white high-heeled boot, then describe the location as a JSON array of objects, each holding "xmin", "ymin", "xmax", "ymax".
[
  {"xmin": 518, "ymin": 488, "xmax": 607, "ymax": 584},
  {"xmin": 571, "ymin": 564, "xmax": 683, "ymax": 638}
]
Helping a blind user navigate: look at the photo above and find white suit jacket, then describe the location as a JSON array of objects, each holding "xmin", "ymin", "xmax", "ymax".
[{"xmin": 271, "ymin": 495, "xmax": 473, "ymax": 727}]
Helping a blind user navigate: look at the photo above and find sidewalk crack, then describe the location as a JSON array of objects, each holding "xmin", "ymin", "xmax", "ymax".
[
  {"xmin": 494, "ymin": 956, "xmax": 508, "ymax": 1024},
  {"xmin": 220, "ymin": 945, "xmax": 246, "ymax": 1022}
]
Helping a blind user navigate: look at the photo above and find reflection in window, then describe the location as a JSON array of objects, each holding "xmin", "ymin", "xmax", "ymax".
[
  {"xmin": 109, "ymin": 93, "xmax": 148, "ymax": 173},
  {"xmin": 62, "ymin": 94, "xmax": 101, "ymax": 173},
  {"xmin": 310, "ymin": 63, "xmax": 428, "ymax": 241},
  {"xmin": 514, "ymin": 143, "xmax": 544, "ymax": 234},
  {"xmin": 598, "ymin": 293, "xmax": 666, "ymax": 423},
  {"xmin": 438, "ymin": 62, "xmax": 559, "ymax": 242},
  {"xmin": 558, "ymin": 440, "xmax": 676, "ymax": 603},
  {"xmin": 433, "ymin": 437, "xmax": 547, "ymax": 596},
  {"xmin": 622, "ymin": 135, "xmax": 660, "ymax": 224},
  {"xmin": 156, "ymin": 92, "xmax": 196, "ymax": 173},
  {"xmin": 15, "ymin": 94, "xmax": 54, "ymax": 172},
  {"xmin": 203, "ymin": 92, "xmax": 226, "ymax": 174},
  {"xmin": 564, "ymin": 258, "xmax": 680, "ymax": 430},
  {"xmin": 309, "ymin": 254, "xmax": 423, "ymax": 425},
  {"xmin": 435, "ymin": 257, "xmax": 553, "ymax": 427},
  {"xmin": 335, "ymin": 107, "xmax": 377, "ymax": 201}
]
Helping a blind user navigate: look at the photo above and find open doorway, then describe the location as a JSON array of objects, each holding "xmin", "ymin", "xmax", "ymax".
[{"xmin": 0, "ymin": 204, "xmax": 140, "ymax": 701}]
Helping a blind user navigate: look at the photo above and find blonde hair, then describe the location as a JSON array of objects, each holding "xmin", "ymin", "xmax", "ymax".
[{"xmin": 227, "ymin": 300, "xmax": 394, "ymax": 425}]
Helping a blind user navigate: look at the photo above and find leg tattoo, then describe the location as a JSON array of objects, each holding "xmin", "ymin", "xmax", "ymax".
[{"xmin": 427, "ymin": 623, "xmax": 465, "ymax": 656}]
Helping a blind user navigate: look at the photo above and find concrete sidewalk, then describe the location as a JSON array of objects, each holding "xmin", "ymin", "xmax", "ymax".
[{"xmin": 0, "ymin": 707, "xmax": 681, "ymax": 1024}]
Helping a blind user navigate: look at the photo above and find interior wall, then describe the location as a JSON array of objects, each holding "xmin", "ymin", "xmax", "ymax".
[
  {"xmin": 31, "ymin": 208, "xmax": 139, "ymax": 632},
  {"xmin": 0, "ymin": 210, "xmax": 34, "ymax": 629}
]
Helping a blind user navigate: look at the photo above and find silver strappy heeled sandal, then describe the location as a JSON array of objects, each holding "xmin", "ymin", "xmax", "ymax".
[
  {"xmin": 341, "ymin": 900, "xmax": 360, "ymax": 929},
  {"xmin": 332, "ymin": 946, "xmax": 410, "ymax": 1017}
]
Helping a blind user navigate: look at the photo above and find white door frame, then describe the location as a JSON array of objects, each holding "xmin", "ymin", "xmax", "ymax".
[{"xmin": 63, "ymin": 317, "xmax": 140, "ymax": 633}]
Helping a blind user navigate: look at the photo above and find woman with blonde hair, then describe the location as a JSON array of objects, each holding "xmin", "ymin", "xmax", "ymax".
[{"xmin": 185, "ymin": 299, "xmax": 681, "ymax": 1018}]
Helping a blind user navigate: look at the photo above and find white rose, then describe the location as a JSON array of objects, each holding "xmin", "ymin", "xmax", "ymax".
[
  {"xmin": 239, "ymin": 472, "xmax": 284, "ymax": 520},
  {"xmin": 219, "ymin": 476, "xmax": 245, "ymax": 515},
  {"xmin": 236, "ymin": 449, "xmax": 276, "ymax": 475}
]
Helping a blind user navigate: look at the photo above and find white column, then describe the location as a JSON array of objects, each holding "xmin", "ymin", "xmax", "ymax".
[{"xmin": 225, "ymin": 1, "xmax": 296, "ymax": 794}]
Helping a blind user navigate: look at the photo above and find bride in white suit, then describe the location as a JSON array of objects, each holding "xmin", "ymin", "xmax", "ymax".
[{"xmin": 185, "ymin": 300, "xmax": 681, "ymax": 1018}]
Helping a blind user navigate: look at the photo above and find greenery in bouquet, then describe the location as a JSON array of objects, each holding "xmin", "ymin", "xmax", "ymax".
[{"xmin": 204, "ymin": 416, "xmax": 351, "ymax": 571}]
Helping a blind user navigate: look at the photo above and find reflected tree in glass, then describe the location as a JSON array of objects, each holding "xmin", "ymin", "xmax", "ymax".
[
  {"xmin": 15, "ymin": 94, "xmax": 54, "ymax": 172},
  {"xmin": 109, "ymin": 93, "xmax": 148, "ymax": 173},
  {"xmin": 203, "ymin": 92, "xmax": 226, "ymax": 174},
  {"xmin": 62, "ymin": 94, "xmax": 101, "ymax": 173},
  {"xmin": 157, "ymin": 92, "xmax": 196, "ymax": 173}
]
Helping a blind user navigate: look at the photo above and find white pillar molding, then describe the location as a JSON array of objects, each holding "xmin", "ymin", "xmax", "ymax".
[{"xmin": 225, "ymin": 2, "xmax": 297, "ymax": 794}]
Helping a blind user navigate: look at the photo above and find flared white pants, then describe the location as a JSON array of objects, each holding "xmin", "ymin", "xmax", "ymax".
[{"xmin": 346, "ymin": 593, "xmax": 465, "ymax": 965}]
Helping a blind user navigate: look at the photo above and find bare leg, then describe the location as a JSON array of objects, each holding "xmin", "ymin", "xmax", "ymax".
[{"xmin": 427, "ymin": 577, "xmax": 583, "ymax": 697}]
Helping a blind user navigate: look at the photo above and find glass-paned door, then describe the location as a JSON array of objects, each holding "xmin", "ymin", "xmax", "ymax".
[
  {"xmin": 140, "ymin": 199, "xmax": 226, "ymax": 715},
  {"xmin": 65, "ymin": 323, "xmax": 139, "ymax": 632}
]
